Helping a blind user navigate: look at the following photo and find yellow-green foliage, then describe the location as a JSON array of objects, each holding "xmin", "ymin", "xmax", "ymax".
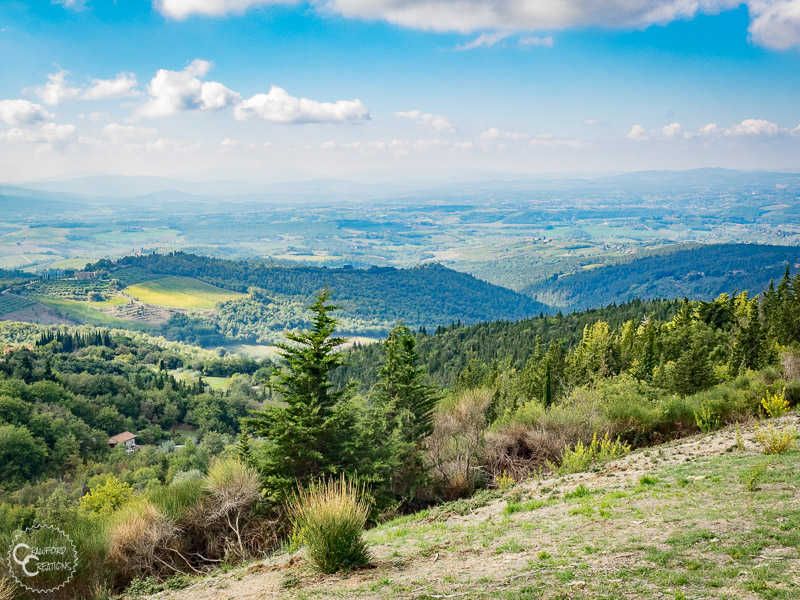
[
  {"xmin": 80, "ymin": 476, "xmax": 134, "ymax": 516},
  {"xmin": 495, "ymin": 470, "xmax": 515, "ymax": 490},
  {"xmin": 761, "ymin": 389, "xmax": 790, "ymax": 418},
  {"xmin": 694, "ymin": 403, "xmax": 720, "ymax": 433},
  {"xmin": 287, "ymin": 475, "xmax": 371, "ymax": 574},
  {"xmin": 553, "ymin": 433, "xmax": 630, "ymax": 474},
  {"xmin": 123, "ymin": 277, "xmax": 244, "ymax": 310},
  {"xmin": 755, "ymin": 424, "xmax": 797, "ymax": 455}
]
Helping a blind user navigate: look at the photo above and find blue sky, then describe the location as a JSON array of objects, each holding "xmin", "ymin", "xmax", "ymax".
[{"xmin": 1, "ymin": 0, "xmax": 799, "ymax": 181}]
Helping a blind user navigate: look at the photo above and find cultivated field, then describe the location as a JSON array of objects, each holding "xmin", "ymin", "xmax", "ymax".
[{"xmin": 123, "ymin": 276, "xmax": 246, "ymax": 310}]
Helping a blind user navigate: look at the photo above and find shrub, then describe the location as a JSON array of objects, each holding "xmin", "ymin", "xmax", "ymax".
[
  {"xmin": 694, "ymin": 403, "xmax": 720, "ymax": 433},
  {"xmin": 494, "ymin": 470, "xmax": 515, "ymax": 490},
  {"xmin": 427, "ymin": 388, "xmax": 491, "ymax": 498},
  {"xmin": 80, "ymin": 476, "xmax": 134, "ymax": 516},
  {"xmin": 552, "ymin": 433, "xmax": 629, "ymax": 474},
  {"xmin": 761, "ymin": 389, "xmax": 790, "ymax": 418},
  {"xmin": 287, "ymin": 475, "xmax": 370, "ymax": 574},
  {"xmin": 107, "ymin": 502, "xmax": 179, "ymax": 582},
  {"xmin": 755, "ymin": 424, "xmax": 797, "ymax": 455},
  {"xmin": 204, "ymin": 458, "xmax": 262, "ymax": 559}
]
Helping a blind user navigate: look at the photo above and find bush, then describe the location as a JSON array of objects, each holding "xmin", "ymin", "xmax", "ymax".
[
  {"xmin": 755, "ymin": 424, "xmax": 797, "ymax": 455},
  {"xmin": 427, "ymin": 388, "xmax": 491, "ymax": 498},
  {"xmin": 761, "ymin": 389, "xmax": 790, "ymax": 418},
  {"xmin": 203, "ymin": 458, "xmax": 262, "ymax": 559},
  {"xmin": 287, "ymin": 475, "xmax": 370, "ymax": 574},
  {"xmin": 107, "ymin": 502, "xmax": 178, "ymax": 582},
  {"xmin": 552, "ymin": 433, "xmax": 630, "ymax": 475},
  {"xmin": 80, "ymin": 476, "xmax": 134, "ymax": 517}
]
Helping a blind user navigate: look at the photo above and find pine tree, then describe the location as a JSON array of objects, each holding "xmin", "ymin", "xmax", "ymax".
[
  {"xmin": 236, "ymin": 430, "xmax": 256, "ymax": 469},
  {"xmin": 369, "ymin": 322, "xmax": 439, "ymax": 504},
  {"xmin": 542, "ymin": 360, "xmax": 552, "ymax": 408},
  {"xmin": 244, "ymin": 289, "xmax": 354, "ymax": 498}
]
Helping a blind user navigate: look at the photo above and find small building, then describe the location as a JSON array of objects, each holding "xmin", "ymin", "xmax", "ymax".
[{"xmin": 109, "ymin": 432, "xmax": 137, "ymax": 454}]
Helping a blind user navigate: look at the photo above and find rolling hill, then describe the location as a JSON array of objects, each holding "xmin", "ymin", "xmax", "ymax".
[{"xmin": 522, "ymin": 244, "xmax": 800, "ymax": 311}]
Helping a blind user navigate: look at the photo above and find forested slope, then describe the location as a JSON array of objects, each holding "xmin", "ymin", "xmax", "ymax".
[{"xmin": 523, "ymin": 243, "xmax": 800, "ymax": 310}]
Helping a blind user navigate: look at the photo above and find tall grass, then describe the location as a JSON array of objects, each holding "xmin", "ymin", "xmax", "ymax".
[{"xmin": 287, "ymin": 475, "xmax": 370, "ymax": 574}]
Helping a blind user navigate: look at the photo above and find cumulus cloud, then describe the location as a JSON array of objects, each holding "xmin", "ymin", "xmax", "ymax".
[
  {"xmin": 394, "ymin": 110, "xmax": 454, "ymax": 132},
  {"xmin": 136, "ymin": 59, "xmax": 241, "ymax": 118},
  {"xmin": 32, "ymin": 70, "xmax": 82, "ymax": 106},
  {"xmin": 82, "ymin": 73, "xmax": 140, "ymax": 100},
  {"xmin": 234, "ymin": 86, "xmax": 370, "ymax": 124},
  {"xmin": 455, "ymin": 32, "xmax": 511, "ymax": 50},
  {"xmin": 724, "ymin": 118, "xmax": 781, "ymax": 136},
  {"xmin": 661, "ymin": 122, "xmax": 684, "ymax": 138},
  {"xmin": 626, "ymin": 124, "xmax": 649, "ymax": 141},
  {"xmin": 0, "ymin": 99, "xmax": 54, "ymax": 126},
  {"xmin": 154, "ymin": 1, "xmax": 800, "ymax": 50},
  {"xmin": 747, "ymin": 0, "xmax": 800, "ymax": 49}
]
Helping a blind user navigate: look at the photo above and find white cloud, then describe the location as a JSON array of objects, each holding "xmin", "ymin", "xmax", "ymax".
[
  {"xmin": 725, "ymin": 118, "xmax": 781, "ymax": 136},
  {"xmin": 155, "ymin": 0, "xmax": 288, "ymax": 19},
  {"xmin": 82, "ymin": 73, "xmax": 140, "ymax": 100},
  {"xmin": 626, "ymin": 124, "xmax": 649, "ymax": 141},
  {"xmin": 4, "ymin": 122, "xmax": 78, "ymax": 150},
  {"xmin": 137, "ymin": 59, "xmax": 241, "ymax": 118},
  {"xmin": 518, "ymin": 35, "xmax": 554, "ymax": 48},
  {"xmin": 234, "ymin": 86, "xmax": 370, "ymax": 124},
  {"xmin": 53, "ymin": 0, "xmax": 88, "ymax": 10},
  {"xmin": 394, "ymin": 110, "xmax": 454, "ymax": 132},
  {"xmin": 32, "ymin": 70, "xmax": 82, "ymax": 106},
  {"xmin": 154, "ymin": 1, "xmax": 800, "ymax": 50},
  {"xmin": 102, "ymin": 123, "xmax": 159, "ymax": 140},
  {"xmin": 479, "ymin": 127, "xmax": 529, "ymax": 140},
  {"xmin": 697, "ymin": 122, "xmax": 718, "ymax": 136},
  {"xmin": 0, "ymin": 99, "xmax": 54, "ymax": 126},
  {"xmin": 747, "ymin": 0, "xmax": 800, "ymax": 49},
  {"xmin": 661, "ymin": 122, "xmax": 684, "ymax": 138},
  {"xmin": 455, "ymin": 32, "xmax": 511, "ymax": 50}
]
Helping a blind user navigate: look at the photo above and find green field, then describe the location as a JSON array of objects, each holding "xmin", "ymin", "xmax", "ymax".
[
  {"xmin": 37, "ymin": 297, "xmax": 153, "ymax": 330},
  {"xmin": 123, "ymin": 276, "xmax": 246, "ymax": 310},
  {"xmin": 0, "ymin": 294, "xmax": 34, "ymax": 316}
]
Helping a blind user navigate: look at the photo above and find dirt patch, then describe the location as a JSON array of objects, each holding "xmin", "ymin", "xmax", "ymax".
[{"xmin": 1, "ymin": 301, "xmax": 77, "ymax": 325}]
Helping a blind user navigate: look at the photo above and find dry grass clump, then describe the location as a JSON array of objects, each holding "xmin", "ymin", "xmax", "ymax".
[
  {"xmin": 0, "ymin": 578, "xmax": 16, "ymax": 600},
  {"xmin": 287, "ymin": 475, "xmax": 370, "ymax": 574},
  {"xmin": 203, "ymin": 458, "xmax": 263, "ymax": 560},
  {"xmin": 107, "ymin": 501, "xmax": 179, "ymax": 581}
]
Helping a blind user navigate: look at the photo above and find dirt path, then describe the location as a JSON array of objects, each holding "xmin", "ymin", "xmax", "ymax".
[{"xmin": 140, "ymin": 414, "xmax": 800, "ymax": 600}]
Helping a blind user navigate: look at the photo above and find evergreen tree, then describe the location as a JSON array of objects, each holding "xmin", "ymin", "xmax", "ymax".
[
  {"xmin": 244, "ymin": 289, "xmax": 355, "ymax": 498},
  {"xmin": 366, "ymin": 322, "xmax": 439, "ymax": 505},
  {"xmin": 236, "ymin": 430, "xmax": 256, "ymax": 469}
]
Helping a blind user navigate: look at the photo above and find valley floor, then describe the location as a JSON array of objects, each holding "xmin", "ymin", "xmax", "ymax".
[{"xmin": 139, "ymin": 416, "xmax": 800, "ymax": 600}]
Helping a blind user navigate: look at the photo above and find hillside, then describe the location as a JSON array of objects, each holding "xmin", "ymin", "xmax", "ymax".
[
  {"xmin": 77, "ymin": 253, "xmax": 550, "ymax": 342},
  {"xmin": 523, "ymin": 243, "xmax": 800, "ymax": 311},
  {"xmin": 334, "ymin": 298, "xmax": 685, "ymax": 390},
  {"xmin": 139, "ymin": 415, "xmax": 800, "ymax": 600}
]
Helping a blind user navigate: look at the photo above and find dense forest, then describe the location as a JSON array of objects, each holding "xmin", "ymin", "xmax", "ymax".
[{"xmin": 523, "ymin": 243, "xmax": 800, "ymax": 310}]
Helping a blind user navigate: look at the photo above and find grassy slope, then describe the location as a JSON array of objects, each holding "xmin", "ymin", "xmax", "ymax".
[
  {"xmin": 36, "ymin": 297, "xmax": 155, "ymax": 331},
  {"xmin": 123, "ymin": 276, "xmax": 246, "ymax": 310},
  {"xmin": 141, "ymin": 415, "xmax": 800, "ymax": 600}
]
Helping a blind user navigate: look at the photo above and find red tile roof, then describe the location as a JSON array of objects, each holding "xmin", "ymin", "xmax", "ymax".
[{"xmin": 109, "ymin": 432, "xmax": 136, "ymax": 444}]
